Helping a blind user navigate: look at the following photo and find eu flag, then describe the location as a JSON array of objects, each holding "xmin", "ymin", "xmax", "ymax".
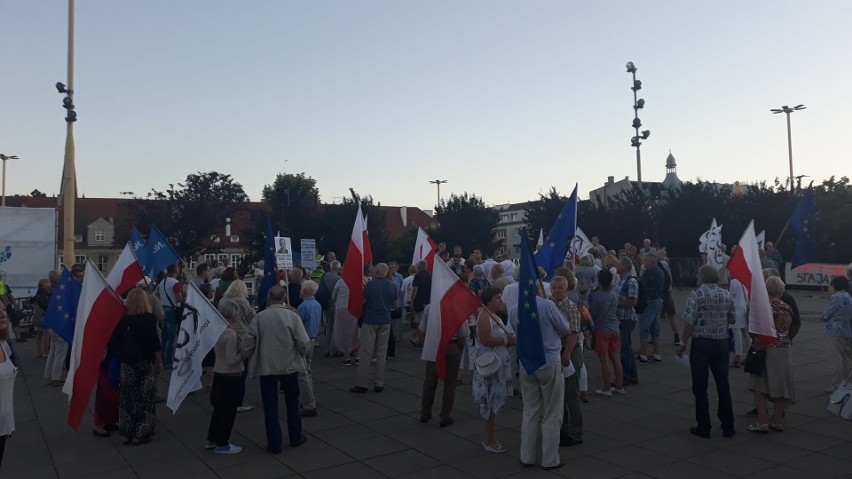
[
  {"xmin": 790, "ymin": 183, "xmax": 817, "ymax": 269},
  {"xmin": 42, "ymin": 267, "xmax": 82, "ymax": 343},
  {"xmin": 535, "ymin": 183, "xmax": 578, "ymax": 279},
  {"xmin": 147, "ymin": 224, "xmax": 180, "ymax": 276},
  {"xmin": 517, "ymin": 227, "xmax": 546, "ymax": 375},
  {"xmin": 130, "ymin": 225, "xmax": 150, "ymax": 276},
  {"xmin": 257, "ymin": 219, "xmax": 277, "ymax": 311}
]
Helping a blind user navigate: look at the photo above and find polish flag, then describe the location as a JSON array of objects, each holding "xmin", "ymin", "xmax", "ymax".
[
  {"xmin": 412, "ymin": 227, "xmax": 438, "ymax": 272},
  {"xmin": 362, "ymin": 212, "xmax": 373, "ymax": 264},
  {"xmin": 63, "ymin": 261, "xmax": 127, "ymax": 431},
  {"xmin": 421, "ymin": 255, "xmax": 481, "ymax": 378},
  {"xmin": 342, "ymin": 204, "xmax": 368, "ymax": 319},
  {"xmin": 727, "ymin": 221, "xmax": 776, "ymax": 346},
  {"xmin": 106, "ymin": 242, "xmax": 146, "ymax": 296}
]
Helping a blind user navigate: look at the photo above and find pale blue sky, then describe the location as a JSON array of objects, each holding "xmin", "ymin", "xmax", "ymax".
[{"xmin": 1, "ymin": 1, "xmax": 848, "ymax": 211}]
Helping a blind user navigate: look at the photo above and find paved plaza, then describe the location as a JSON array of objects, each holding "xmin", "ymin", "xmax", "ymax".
[{"xmin": 4, "ymin": 288, "xmax": 851, "ymax": 478}]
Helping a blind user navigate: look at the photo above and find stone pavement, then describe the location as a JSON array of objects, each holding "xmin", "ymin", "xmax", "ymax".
[{"xmin": 4, "ymin": 289, "xmax": 851, "ymax": 478}]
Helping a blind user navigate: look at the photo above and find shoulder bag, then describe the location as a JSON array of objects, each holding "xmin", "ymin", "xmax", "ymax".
[
  {"xmin": 743, "ymin": 346, "xmax": 766, "ymax": 376},
  {"xmin": 474, "ymin": 309, "xmax": 512, "ymax": 378}
]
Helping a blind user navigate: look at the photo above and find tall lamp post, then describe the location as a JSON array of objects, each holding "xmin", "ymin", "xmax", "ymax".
[
  {"xmin": 429, "ymin": 179, "xmax": 447, "ymax": 207},
  {"xmin": 0, "ymin": 154, "xmax": 19, "ymax": 207},
  {"xmin": 770, "ymin": 104, "xmax": 806, "ymax": 191},
  {"xmin": 626, "ymin": 62, "xmax": 650, "ymax": 188},
  {"xmin": 58, "ymin": 0, "xmax": 77, "ymax": 265}
]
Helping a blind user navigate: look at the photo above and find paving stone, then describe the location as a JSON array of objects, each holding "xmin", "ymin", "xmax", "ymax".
[{"xmin": 362, "ymin": 448, "xmax": 442, "ymax": 476}]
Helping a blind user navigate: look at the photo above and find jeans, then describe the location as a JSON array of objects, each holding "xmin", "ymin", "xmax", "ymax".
[
  {"xmin": 421, "ymin": 343, "xmax": 462, "ymax": 420},
  {"xmin": 259, "ymin": 373, "xmax": 301, "ymax": 452},
  {"xmin": 639, "ymin": 298, "xmax": 663, "ymax": 341},
  {"xmin": 619, "ymin": 320, "xmax": 638, "ymax": 383},
  {"xmin": 162, "ymin": 309, "xmax": 178, "ymax": 367},
  {"xmin": 689, "ymin": 337, "xmax": 734, "ymax": 433},
  {"xmin": 561, "ymin": 345, "xmax": 584, "ymax": 441},
  {"xmin": 207, "ymin": 374, "xmax": 242, "ymax": 446}
]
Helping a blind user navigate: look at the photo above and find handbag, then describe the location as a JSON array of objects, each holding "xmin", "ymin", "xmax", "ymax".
[
  {"xmin": 827, "ymin": 373, "xmax": 852, "ymax": 420},
  {"xmin": 743, "ymin": 346, "xmax": 766, "ymax": 376},
  {"xmin": 578, "ymin": 305, "xmax": 593, "ymax": 325},
  {"xmin": 475, "ymin": 350, "xmax": 502, "ymax": 378}
]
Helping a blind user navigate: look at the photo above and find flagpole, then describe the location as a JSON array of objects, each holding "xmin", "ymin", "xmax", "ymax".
[{"xmin": 773, "ymin": 220, "xmax": 790, "ymax": 247}]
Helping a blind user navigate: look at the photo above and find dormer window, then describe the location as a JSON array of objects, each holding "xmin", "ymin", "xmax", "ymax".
[{"xmin": 95, "ymin": 229, "xmax": 105, "ymax": 242}]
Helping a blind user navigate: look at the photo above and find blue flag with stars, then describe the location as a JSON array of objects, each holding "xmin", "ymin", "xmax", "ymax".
[
  {"xmin": 535, "ymin": 183, "xmax": 577, "ymax": 280},
  {"xmin": 790, "ymin": 183, "xmax": 817, "ymax": 269},
  {"xmin": 130, "ymin": 225, "xmax": 150, "ymax": 276},
  {"xmin": 517, "ymin": 227, "xmax": 546, "ymax": 375},
  {"xmin": 147, "ymin": 224, "xmax": 180, "ymax": 276},
  {"xmin": 257, "ymin": 219, "xmax": 277, "ymax": 311},
  {"xmin": 42, "ymin": 267, "xmax": 82, "ymax": 343}
]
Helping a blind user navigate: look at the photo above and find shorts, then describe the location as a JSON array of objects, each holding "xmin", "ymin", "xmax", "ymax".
[
  {"xmin": 662, "ymin": 291, "xmax": 677, "ymax": 316},
  {"xmin": 639, "ymin": 298, "xmax": 663, "ymax": 340},
  {"xmin": 594, "ymin": 331, "xmax": 621, "ymax": 354}
]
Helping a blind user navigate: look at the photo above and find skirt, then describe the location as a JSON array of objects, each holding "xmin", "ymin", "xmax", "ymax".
[
  {"xmin": 748, "ymin": 346, "xmax": 796, "ymax": 403},
  {"xmin": 119, "ymin": 361, "xmax": 157, "ymax": 439}
]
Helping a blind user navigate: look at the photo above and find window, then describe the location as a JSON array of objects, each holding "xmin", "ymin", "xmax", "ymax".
[
  {"xmin": 229, "ymin": 235, "xmax": 240, "ymax": 243},
  {"xmin": 230, "ymin": 254, "xmax": 242, "ymax": 268},
  {"xmin": 74, "ymin": 255, "xmax": 87, "ymax": 265},
  {"xmin": 95, "ymin": 229, "xmax": 105, "ymax": 242},
  {"xmin": 74, "ymin": 234, "xmax": 83, "ymax": 243},
  {"xmin": 97, "ymin": 255, "xmax": 108, "ymax": 271},
  {"xmin": 496, "ymin": 229, "xmax": 507, "ymax": 239},
  {"xmin": 204, "ymin": 254, "xmax": 216, "ymax": 264}
]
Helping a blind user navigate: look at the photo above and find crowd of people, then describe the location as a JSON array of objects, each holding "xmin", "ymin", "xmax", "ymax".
[{"xmin": 0, "ymin": 238, "xmax": 850, "ymax": 469}]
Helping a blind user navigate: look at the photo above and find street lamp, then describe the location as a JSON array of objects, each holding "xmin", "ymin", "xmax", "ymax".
[
  {"xmin": 770, "ymin": 104, "xmax": 806, "ymax": 191},
  {"xmin": 429, "ymin": 179, "xmax": 447, "ymax": 208},
  {"xmin": 626, "ymin": 61, "xmax": 650, "ymax": 188},
  {"xmin": 58, "ymin": 0, "xmax": 77, "ymax": 264},
  {"xmin": 0, "ymin": 154, "xmax": 20, "ymax": 207}
]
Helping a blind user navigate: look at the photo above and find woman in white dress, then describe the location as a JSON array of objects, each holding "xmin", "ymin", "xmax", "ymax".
[
  {"xmin": 471, "ymin": 287, "xmax": 515, "ymax": 453},
  {"xmin": 0, "ymin": 309, "xmax": 17, "ymax": 467}
]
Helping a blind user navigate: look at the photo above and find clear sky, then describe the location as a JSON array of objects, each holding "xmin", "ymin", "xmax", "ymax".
[{"xmin": 1, "ymin": 1, "xmax": 849, "ymax": 212}]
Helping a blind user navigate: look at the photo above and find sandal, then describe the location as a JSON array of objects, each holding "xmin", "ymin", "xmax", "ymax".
[
  {"xmin": 482, "ymin": 441, "xmax": 507, "ymax": 453},
  {"xmin": 747, "ymin": 424, "xmax": 769, "ymax": 434},
  {"xmin": 769, "ymin": 423, "xmax": 784, "ymax": 432}
]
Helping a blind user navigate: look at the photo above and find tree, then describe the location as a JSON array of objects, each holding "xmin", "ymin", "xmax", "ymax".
[
  {"xmin": 524, "ymin": 187, "xmax": 566, "ymax": 242},
  {"xmin": 261, "ymin": 172, "xmax": 322, "ymax": 240},
  {"xmin": 433, "ymin": 192, "xmax": 498, "ymax": 255},
  {"xmin": 320, "ymin": 188, "xmax": 389, "ymax": 263},
  {"xmin": 30, "ymin": 189, "xmax": 47, "ymax": 198},
  {"xmin": 127, "ymin": 171, "xmax": 249, "ymax": 261}
]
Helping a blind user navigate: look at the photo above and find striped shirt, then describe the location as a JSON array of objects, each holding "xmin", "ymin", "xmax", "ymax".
[{"xmin": 682, "ymin": 284, "xmax": 735, "ymax": 340}]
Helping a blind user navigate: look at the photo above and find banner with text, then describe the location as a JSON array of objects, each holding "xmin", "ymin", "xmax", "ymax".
[
  {"xmin": 275, "ymin": 236, "xmax": 293, "ymax": 269},
  {"xmin": 0, "ymin": 207, "xmax": 56, "ymax": 297},
  {"xmin": 785, "ymin": 263, "xmax": 848, "ymax": 288},
  {"xmin": 300, "ymin": 239, "xmax": 318, "ymax": 268}
]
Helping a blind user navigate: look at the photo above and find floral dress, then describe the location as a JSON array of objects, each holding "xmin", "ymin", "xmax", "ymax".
[{"xmin": 471, "ymin": 315, "xmax": 513, "ymax": 420}]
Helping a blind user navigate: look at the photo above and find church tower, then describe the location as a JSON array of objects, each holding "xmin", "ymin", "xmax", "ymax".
[{"xmin": 662, "ymin": 151, "xmax": 682, "ymax": 189}]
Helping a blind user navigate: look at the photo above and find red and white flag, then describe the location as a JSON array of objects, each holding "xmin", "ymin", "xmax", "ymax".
[
  {"xmin": 421, "ymin": 255, "xmax": 481, "ymax": 378},
  {"xmin": 727, "ymin": 221, "xmax": 776, "ymax": 345},
  {"xmin": 362, "ymin": 212, "xmax": 373, "ymax": 264},
  {"xmin": 106, "ymin": 242, "xmax": 145, "ymax": 296},
  {"xmin": 342, "ymin": 204, "xmax": 368, "ymax": 319},
  {"xmin": 412, "ymin": 227, "xmax": 438, "ymax": 272},
  {"xmin": 63, "ymin": 261, "xmax": 126, "ymax": 431}
]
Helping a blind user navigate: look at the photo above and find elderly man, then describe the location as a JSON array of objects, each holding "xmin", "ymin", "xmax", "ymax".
[
  {"xmin": 321, "ymin": 260, "xmax": 343, "ymax": 357},
  {"xmin": 242, "ymin": 286, "xmax": 310, "ymax": 454},
  {"xmin": 418, "ymin": 303, "xmax": 469, "ymax": 427},
  {"xmin": 677, "ymin": 265, "xmax": 736, "ymax": 438},
  {"xmin": 637, "ymin": 253, "xmax": 665, "ymax": 364},
  {"xmin": 350, "ymin": 263, "xmax": 398, "ymax": 394},
  {"xmin": 550, "ymin": 275, "xmax": 584, "ymax": 447},
  {"xmin": 616, "ymin": 257, "xmax": 640, "ymax": 385},
  {"xmin": 508, "ymin": 288, "xmax": 571, "ymax": 469},
  {"xmin": 296, "ymin": 280, "xmax": 322, "ymax": 417}
]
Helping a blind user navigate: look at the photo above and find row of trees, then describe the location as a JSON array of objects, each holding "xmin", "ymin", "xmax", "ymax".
[{"xmin": 123, "ymin": 171, "xmax": 851, "ymax": 277}]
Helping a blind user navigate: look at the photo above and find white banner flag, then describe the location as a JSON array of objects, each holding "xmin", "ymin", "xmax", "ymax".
[
  {"xmin": 569, "ymin": 226, "xmax": 593, "ymax": 256},
  {"xmin": 275, "ymin": 236, "xmax": 293, "ymax": 269},
  {"xmin": 755, "ymin": 229, "xmax": 766, "ymax": 250},
  {"xmin": 698, "ymin": 218, "xmax": 724, "ymax": 268},
  {"xmin": 300, "ymin": 239, "xmax": 318, "ymax": 268},
  {"xmin": 0, "ymin": 207, "xmax": 56, "ymax": 297},
  {"xmin": 167, "ymin": 282, "xmax": 228, "ymax": 414}
]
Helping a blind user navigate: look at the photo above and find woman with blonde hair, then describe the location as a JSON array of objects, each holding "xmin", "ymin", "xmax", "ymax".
[
  {"xmin": 110, "ymin": 288, "xmax": 162, "ymax": 445},
  {"xmin": 219, "ymin": 279, "xmax": 256, "ymax": 412},
  {"xmin": 747, "ymin": 276, "xmax": 796, "ymax": 433}
]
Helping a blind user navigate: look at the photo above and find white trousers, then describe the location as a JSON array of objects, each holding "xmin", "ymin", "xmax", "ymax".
[
  {"xmin": 519, "ymin": 363, "xmax": 564, "ymax": 468},
  {"xmin": 44, "ymin": 329, "xmax": 68, "ymax": 381}
]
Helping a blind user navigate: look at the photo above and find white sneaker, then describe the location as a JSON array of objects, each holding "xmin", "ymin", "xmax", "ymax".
[
  {"xmin": 236, "ymin": 405, "xmax": 254, "ymax": 413},
  {"xmin": 204, "ymin": 440, "xmax": 217, "ymax": 449},
  {"xmin": 214, "ymin": 443, "xmax": 242, "ymax": 455}
]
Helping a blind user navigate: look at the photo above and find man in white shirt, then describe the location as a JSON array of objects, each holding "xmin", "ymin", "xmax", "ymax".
[{"xmin": 158, "ymin": 263, "xmax": 185, "ymax": 369}]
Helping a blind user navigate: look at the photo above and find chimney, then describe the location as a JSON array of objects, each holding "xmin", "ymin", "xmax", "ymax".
[
  {"xmin": 607, "ymin": 176, "xmax": 614, "ymax": 184},
  {"xmin": 400, "ymin": 206, "xmax": 407, "ymax": 227},
  {"xmin": 108, "ymin": 216, "xmax": 114, "ymax": 224},
  {"xmin": 225, "ymin": 217, "xmax": 231, "ymax": 237}
]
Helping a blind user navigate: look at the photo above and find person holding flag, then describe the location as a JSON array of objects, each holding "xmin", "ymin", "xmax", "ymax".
[{"xmin": 508, "ymin": 228, "xmax": 571, "ymax": 470}]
